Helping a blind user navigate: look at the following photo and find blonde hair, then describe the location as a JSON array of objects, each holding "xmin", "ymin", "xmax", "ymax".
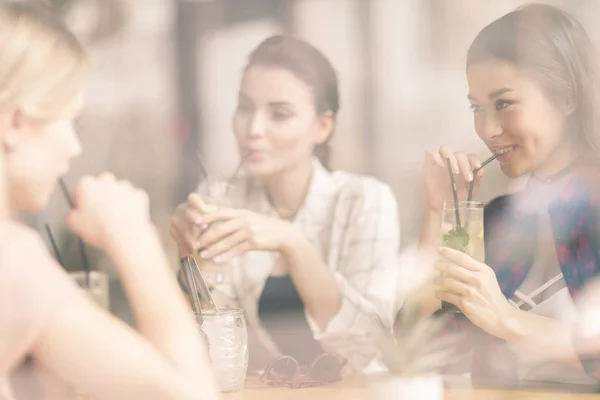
[{"xmin": 0, "ymin": 2, "xmax": 88, "ymax": 119}]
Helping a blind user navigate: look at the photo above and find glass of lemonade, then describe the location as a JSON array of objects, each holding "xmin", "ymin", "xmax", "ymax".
[
  {"xmin": 440, "ymin": 201, "xmax": 484, "ymax": 313},
  {"xmin": 198, "ymin": 181, "xmax": 235, "ymax": 285},
  {"xmin": 70, "ymin": 271, "xmax": 110, "ymax": 311}
]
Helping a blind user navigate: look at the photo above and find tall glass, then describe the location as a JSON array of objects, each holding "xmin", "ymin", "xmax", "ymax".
[
  {"xmin": 440, "ymin": 201, "xmax": 484, "ymax": 313},
  {"xmin": 70, "ymin": 271, "xmax": 110, "ymax": 311},
  {"xmin": 196, "ymin": 309, "xmax": 248, "ymax": 392},
  {"xmin": 197, "ymin": 181, "xmax": 235, "ymax": 285}
]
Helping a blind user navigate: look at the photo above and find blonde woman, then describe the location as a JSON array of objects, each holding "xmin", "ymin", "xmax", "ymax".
[{"xmin": 0, "ymin": 4, "xmax": 217, "ymax": 400}]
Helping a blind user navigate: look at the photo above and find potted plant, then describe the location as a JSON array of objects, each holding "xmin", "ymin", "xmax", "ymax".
[{"xmin": 370, "ymin": 306, "xmax": 461, "ymax": 400}]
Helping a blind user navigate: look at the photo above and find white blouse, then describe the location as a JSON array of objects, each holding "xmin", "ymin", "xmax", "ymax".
[{"xmin": 197, "ymin": 159, "xmax": 400, "ymax": 370}]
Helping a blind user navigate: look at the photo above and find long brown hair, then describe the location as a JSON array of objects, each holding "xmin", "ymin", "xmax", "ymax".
[
  {"xmin": 467, "ymin": 3, "xmax": 600, "ymax": 163},
  {"xmin": 244, "ymin": 35, "xmax": 339, "ymax": 169}
]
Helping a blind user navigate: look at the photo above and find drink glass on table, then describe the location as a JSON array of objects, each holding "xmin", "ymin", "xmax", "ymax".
[
  {"xmin": 195, "ymin": 309, "xmax": 248, "ymax": 392},
  {"xmin": 440, "ymin": 200, "xmax": 485, "ymax": 313}
]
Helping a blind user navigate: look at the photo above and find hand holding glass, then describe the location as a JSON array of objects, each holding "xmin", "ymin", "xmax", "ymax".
[{"xmin": 440, "ymin": 201, "xmax": 484, "ymax": 313}]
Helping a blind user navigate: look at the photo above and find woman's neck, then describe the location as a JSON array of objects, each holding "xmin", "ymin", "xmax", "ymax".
[
  {"xmin": 264, "ymin": 158, "xmax": 314, "ymax": 219},
  {"xmin": 533, "ymin": 144, "xmax": 578, "ymax": 181}
]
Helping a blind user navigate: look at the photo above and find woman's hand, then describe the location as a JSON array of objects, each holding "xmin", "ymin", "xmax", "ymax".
[
  {"xmin": 195, "ymin": 202, "xmax": 297, "ymax": 264},
  {"xmin": 434, "ymin": 246, "xmax": 516, "ymax": 338},
  {"xmin": 169, "ymin": 193, "xmax": 207, "ymax": 258},
  {"xmin": 169, "ymin": 193, "xmax": 298, "ymax": 262},
  {"xmin": 423, "ymin": 146, "xmax": 483, "ymax": 212},
  {"xmin": 67, "ymin": 173, "xmax": 152, "ymax": 250}
]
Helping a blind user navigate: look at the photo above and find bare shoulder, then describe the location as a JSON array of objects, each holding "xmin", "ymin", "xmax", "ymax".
[
  {"xmin": 0, "ymin": 221, "xmax": 78, "ymax": 315},
  {"xmin": 0, "ymin": 221, "xmax": 48, "ymax": 257},
  {"xmin": 0, "ymin": 221, "xmax": 59, "ymax": 293}
]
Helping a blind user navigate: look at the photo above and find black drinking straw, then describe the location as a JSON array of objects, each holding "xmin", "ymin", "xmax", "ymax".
[
  {"xmin": 195, "ymin": 152, "xmax": 247, "ymax": 195},
  {"xmin": 44, "ymin": 223, "xmax": 65, "ymax": 267},
  {"xmin": 229, "ymin": 154, "xmax": 247, "ymax": 183},
  {"xmin": 195, "ymin": 152, "xmax": 210, "ymax": 183},
  {"xmin": 225, "ymin": 155, "xmax": 247, "ymax": 195},
  {"xmin": 446, "ymin": 158, "xmax": 462, "ymax": 227},
  {"xmin": 58, "ymin": 177, "xmax": 75, "ymax": 208},
  {"xmin": 59, "ymin": 177, "xmax": 91, "ymax": 287},
  {"xmin": 467, "ymin": 153, "xmax": 500, "ymax": 202},
  {"xmin": 443, "ymin": 159, "xmax": 464, "ymax": 314}
]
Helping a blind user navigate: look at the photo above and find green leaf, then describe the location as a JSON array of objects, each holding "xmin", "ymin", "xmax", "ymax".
[{"xmin": 443, "ymin": 226, "xmax": 470, "ymax": 252}]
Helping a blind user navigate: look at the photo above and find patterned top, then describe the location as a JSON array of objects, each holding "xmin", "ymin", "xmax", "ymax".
[
  {"xmin": 438, "ymin": 165, "xmax": 600, "ymax": 384},
  {"xmin": 197, "ymin": 159, "xmax": 400, "ymax": 371}
]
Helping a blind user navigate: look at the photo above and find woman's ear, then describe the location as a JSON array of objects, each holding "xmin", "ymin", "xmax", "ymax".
[
  {"xmin": 316, "ymin": 111, "xmax": 334, "ymax": 145},
  {"xmin": 1, "ymin": 109, "xmax": 25, "ymax": 152},
  {"xmin": 562, "ymin": 94, "xmax": 576, "ymax": 117}
]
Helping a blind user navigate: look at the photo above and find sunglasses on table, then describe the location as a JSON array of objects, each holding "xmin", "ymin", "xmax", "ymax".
[{"xmin": 260, "ymin": 353, "xmax": 347, "ymax": 389}]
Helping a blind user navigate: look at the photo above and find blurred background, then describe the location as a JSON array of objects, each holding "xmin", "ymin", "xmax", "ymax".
[{"xmin": 30, "ymin": 0, "xmax": 599, "ymax": 322}]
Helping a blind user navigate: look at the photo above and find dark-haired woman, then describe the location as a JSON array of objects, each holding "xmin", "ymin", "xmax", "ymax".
[
  {"xmin": 406, "ymin": 4, "xmax": 600, "ymax": 386},
  {"xmin": 169, "ymin": 35, "xmax": 400, "ymax": 371}
]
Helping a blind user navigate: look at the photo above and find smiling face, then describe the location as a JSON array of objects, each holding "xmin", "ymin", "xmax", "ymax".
[
  {"xmin": 232, "ymin": 65, "xmax": 332, "ymax": 177},
  {"xmin": 467, "ymin": 60, "xmax": 576, "ymax": 178}
]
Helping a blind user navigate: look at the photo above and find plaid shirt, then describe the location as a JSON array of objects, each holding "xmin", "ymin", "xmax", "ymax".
[
  {"xmin": 195, "ymin": 159, "xmax": 400, "ymax": 371},
  {"xmin": 440, "ymin": 166, "xmax": 600, "ymax": 384}
]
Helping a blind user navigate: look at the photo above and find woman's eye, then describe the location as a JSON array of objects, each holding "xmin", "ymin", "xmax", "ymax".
[
  {"xmin": 236, "ymin": 103, "xmax": 252, "ymax": 113},
  {"xmin": 469, "ymin": 104, "xmax": 481, "ymax": 113},
  {"xmin": 495, "ymin": 99, "xmax": 512, "ymax": 110},
  {"xmin": 272, "ymin": 111, "xmax": 291, "ymax": 121}
]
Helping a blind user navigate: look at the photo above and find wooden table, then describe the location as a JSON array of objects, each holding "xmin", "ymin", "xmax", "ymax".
[{"xmin": 223, "ymin": 377, "xmax": 600, "ymax": 400}]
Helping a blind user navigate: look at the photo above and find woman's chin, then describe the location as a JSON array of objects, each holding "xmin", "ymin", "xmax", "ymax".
[
  {"xmin": 243, "ymin": 160, "xmax": 276, "ymax": 177},
  {"xmin": 499, "ymin": 162, "xmax": 528, "ymax": 179},
  {"xmin": 22, "ymin": 198, "xmax": 48, "ymax": 214},
  {"xmin": 10, "ymin": 188, "xmax": 51, "ymax": 214}
]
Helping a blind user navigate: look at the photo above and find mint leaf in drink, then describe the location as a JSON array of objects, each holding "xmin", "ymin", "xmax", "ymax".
[{"xmin": 443, "ymin": 226, "xmax": 470, "ymax": 252}]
